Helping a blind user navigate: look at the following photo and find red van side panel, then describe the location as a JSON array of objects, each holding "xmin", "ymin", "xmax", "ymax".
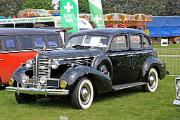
[{"xmin": 0, "ymin": 51, "xmax": 36, "ymax": 84}]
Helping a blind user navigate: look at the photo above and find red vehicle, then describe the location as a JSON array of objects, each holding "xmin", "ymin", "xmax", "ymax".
[{"xmin": 0, "ymin": 28, "xmax": 63, "ymax": 86}]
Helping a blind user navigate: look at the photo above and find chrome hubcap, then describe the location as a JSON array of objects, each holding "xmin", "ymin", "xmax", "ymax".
[
  {"xmin": 149, "ymin": 73, "xmax": 156, "ymax": 88},
  {"xmin": 80, "ymin": 84, "xmax": 91, "ymax": 105}
]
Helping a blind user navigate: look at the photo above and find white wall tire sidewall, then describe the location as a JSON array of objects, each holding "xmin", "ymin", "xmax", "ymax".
[
  {"xmin": 147, "ymin": 68, "xmax": 158, "ymax": 92},
  {"xmin": 78, "ymin": 79, "xmax": 94, "ymax": 109}
]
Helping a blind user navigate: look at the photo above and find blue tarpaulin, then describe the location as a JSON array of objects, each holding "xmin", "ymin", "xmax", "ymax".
[{"xmin": 146, "ymin": 16, "xmax": 180, "ymax": 37}]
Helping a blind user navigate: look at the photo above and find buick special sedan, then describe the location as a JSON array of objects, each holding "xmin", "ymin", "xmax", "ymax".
[{"xmin": 6, "ymin": 28, "xmax": 166, "ymax": 109}]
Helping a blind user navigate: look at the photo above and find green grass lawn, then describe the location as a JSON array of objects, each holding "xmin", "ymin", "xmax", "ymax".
[
  {"xmin": 0, "ymin": 43, "xmax": 179, "ymax": 120},
  {"xmin": 0, "ymin": 77, "xmax": 179, "ymax": 120}
]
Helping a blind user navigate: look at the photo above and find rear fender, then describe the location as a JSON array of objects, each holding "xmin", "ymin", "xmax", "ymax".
[
  {"xmin": 142, "ymin": 57, "xmax": 165, "ymax": 82},
  {"xmin": 61, "ymin": 65, "xmax": 112, "ymax": 94}
]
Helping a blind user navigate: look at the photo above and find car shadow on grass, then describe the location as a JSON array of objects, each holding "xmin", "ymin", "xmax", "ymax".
[
  {"xmin": 94, "ymin": 86, "xmax": 144, "ymax": 102},
  {"xmin": 0, "ymin": 86, "xmax": 5, "ymax": 91},
  {"xmin": 34, "ymin": 96, "xmax": 72, "ymax": 108},
  {"xmin": 28, "ymin": 86, "xmax": 144, "ymax": 109}
]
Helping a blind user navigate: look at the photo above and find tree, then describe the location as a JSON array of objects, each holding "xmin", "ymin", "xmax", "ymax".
[
  {"xmin": 22, "ymin": 0, "xmax": 53, "ymax": 10},
  {"xmin": 79, "ymin": 0, "xmax": 90, "ymax": 13},
  {"xmin": 0, "ymin": 0, "xmax": 24, "ymax": 17},
  {"xmin": 102, "ymin": 0, "xmax": 179, "ymax": 16}
]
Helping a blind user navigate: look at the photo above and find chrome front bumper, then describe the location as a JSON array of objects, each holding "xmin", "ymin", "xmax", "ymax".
[
  {"xmin": 6, "ymin": 87, "xmax": 69, "ymax": 96},
  {"xmin": 173, "ymin": 99, "xmax": 180, "ymax": 106}
]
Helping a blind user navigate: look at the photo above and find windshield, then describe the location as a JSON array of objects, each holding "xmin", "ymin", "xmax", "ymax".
[{"xmin": 66, "ymin": 35, "xmax": 109, "ymax": 50}]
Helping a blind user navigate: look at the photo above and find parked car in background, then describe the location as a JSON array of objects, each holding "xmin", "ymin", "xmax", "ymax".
[
  {"xmin": 0, "ymin": 28, "xmax": 63, "ymax": 86},
  {"xmin": 173, "ymin": 76, "xmax": 180, "ymax": 105},
  {"xmin": 6, "ymin": 28, "xmax": 166, "ymax": 109}
]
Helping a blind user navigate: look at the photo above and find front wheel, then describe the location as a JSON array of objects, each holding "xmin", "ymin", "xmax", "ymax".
[
  {"xmin": 15, "ymin": 93, "xmax": 37, "ymax": 104},
  {"xmin": 142, "ymin": 68, "xmax": 159, "ymax": 92},
  {"xmin": 71, "ymin": 77, "xmax": 94, "ymax": 109}
]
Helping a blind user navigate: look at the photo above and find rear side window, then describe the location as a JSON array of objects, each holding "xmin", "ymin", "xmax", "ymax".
[
  {"xmin": 3, "ymin": 36, "xmax": 17, "ymax": 51},
  {"xmin": 142, "ymin": 36, "xmax": 151, "ymax": 48},
  {"xmin": 47, "ymin": 35, "xmax": 59, "ymax": 48},
  {"xmin": 19, "ymin": 36, "xmax": 33, "ymax": 50},
  {"xmin": 33, "ymin": 36, "xmax": 45, "ymax": 48},
  {"xmin": 130, "ymin": 35, "xmax": 142, "ymax": 49},
  {"xmin": 110, "ymin": 36, "xmax": 128, "ymax": 51}
]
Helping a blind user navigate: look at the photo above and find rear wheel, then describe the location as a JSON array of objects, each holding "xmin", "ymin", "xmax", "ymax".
[
  {"xmin": 15, "ymin": 93, "xmax": 37, "ymax": 104},
  {"xmin": 142, "ymin": 68, "xmax": 159, "ymax": 92},
  {"xmin": 71, "ymin": 77, "xmax": 94, "ymax": 109}
]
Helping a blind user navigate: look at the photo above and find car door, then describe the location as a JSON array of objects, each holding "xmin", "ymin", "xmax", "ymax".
[
  {"xmin": 108, "ymin": 35, "xmax": 132, "ymax": 85},
  {"xmin": 129, "ymin": 34, "xmax": 145, "ymax": 82}
]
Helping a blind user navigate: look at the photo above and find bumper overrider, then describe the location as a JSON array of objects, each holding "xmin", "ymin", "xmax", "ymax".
[
  {"xmin": 173, "ymin": 88, "xmax": 180, "ymax": 106},
  {"xmin": 6, "ymin": 86, "xmax": 69, "ymax": 96}
]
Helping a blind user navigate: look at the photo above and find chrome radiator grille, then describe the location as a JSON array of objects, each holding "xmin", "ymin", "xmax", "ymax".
[
  {"xmin": 38, "ymin": 58, "xmax": 51, "ymax": 79},
  {"xmin": 33, "ymin": 57, "xmax": 59, "ymax": 88}
]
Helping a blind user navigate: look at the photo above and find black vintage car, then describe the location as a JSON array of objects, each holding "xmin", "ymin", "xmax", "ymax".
[{"xmin": 6, "ymin": 28, "xmax": 166, "ymax": 109}]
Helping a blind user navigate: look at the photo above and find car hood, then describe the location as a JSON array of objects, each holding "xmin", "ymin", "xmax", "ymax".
[{"xmin": 39, "ymin": 49, "xmax": 104, "ymax": 59}]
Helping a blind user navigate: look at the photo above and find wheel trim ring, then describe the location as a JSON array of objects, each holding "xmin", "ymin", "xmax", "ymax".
[
  {"xmin": 148, "ymin": 72, "xmax": 157, "ymax": 89},
  {"xmin": 80, "ymin": 83, "xmax": 91, "ymax": 105}
]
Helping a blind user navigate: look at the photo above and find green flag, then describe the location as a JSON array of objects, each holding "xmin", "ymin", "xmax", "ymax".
[
  {"xmin": 60, "ymin": 0, "xmax": 79, "ymax": 33},
  {"xmin": 88, "ymin": 0, "xmax": 105, "ymax": 28}
]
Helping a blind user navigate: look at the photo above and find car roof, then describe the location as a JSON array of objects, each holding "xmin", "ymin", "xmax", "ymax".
[
  {"xmin": 70, "ymin": 28, "xmax": 145, "ymax": 37},
  {"xmin": 0, "ymin": 28, "xmax": 59, "ymax": 35}
]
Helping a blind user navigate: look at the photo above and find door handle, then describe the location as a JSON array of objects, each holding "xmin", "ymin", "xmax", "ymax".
[
  {"xmin": 127, "ymin": 54, "xmax": 132, "ymax": 57},
  {"xmin": 0, "ymin": 59, "xmax": 3, "ymax": 61}
]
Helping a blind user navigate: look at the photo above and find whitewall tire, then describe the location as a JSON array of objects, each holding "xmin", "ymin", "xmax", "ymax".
[
  {"xmin": 71, "ymin": 77, "xmax": 94, "ymax": 109},
  {"xmin": 143, "ymin": 68, "xmax": 159, "ymax": 92}
]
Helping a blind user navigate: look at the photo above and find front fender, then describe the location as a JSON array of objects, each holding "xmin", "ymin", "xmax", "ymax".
[
  {"xmin": 61, "ymin": 65, "xmax": 112, "ymax": 94},
  {"xmin": 142, "ymin": 57, "xmax": 166, "ymax": 82},
  {"xmin": 11, "ymin": 66, "xmax": 28, "ymax": 85},
  {"xmin": 91, "ymin": 54, "xmax": 113, "ymax": 78}
]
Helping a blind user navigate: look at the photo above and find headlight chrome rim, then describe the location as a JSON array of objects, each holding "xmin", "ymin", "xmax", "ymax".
[
  {"xmin": 26, "ymin": 60, "xmax": 33, "ymax": 68},
  {"xmin": 21, "ymin": 74, "xmax": 29, "ymax": 84},
  {"xmin": 39, "ymin": 76, "xmax": 47, "ymax": 84},
  {"xmin": 176, "ymin": 80, "xmax": 180, "ymax": 88},
  {"xmin": 51, "ymin": 60, "xmax": 59, "ymax": 69}
]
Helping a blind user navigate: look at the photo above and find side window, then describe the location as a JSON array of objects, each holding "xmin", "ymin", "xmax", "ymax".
[
  {"xmin": 130, "ymin": 35, "xmax": 142, "ymax": 49},
  {"xmin": 47, "ymin": 35, "xmax": 59, "ymax": 48},
  {"xmin": 3, "ymin": 36, "xmax": 17, "ymax": 51},
  {"xmin": 110, "ymin": 36, "xmax": 127, "ymax": 51},
  {"xmin": 19, "ymin": 36, "xmax": 33, "ymax": 50},
  {"xmin": 33, "ymin": 36, "xmax": 45, "ymax": 48},
  {"xmin": 142, "ymin": 36, "xmax": 151, "ymax": 48}
]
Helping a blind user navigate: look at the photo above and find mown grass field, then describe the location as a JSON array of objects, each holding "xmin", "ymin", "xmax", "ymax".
[{"xmin": 0, "ymin": 44, "xmax": 180, "ymax": 120}]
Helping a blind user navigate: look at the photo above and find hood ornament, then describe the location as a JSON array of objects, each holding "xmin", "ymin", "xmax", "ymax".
[{"xmin": 37, "ymin": 45, "xmax": 46, "ymax": 55}]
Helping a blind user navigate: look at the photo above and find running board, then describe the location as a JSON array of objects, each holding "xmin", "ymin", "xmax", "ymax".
[{"xmin": 112, "ymin": 82, "xmax": 146, "ymax": 91}]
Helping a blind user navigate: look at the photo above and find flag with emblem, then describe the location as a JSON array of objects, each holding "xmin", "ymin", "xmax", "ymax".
[
  {"xmin": 88, "ymin": 0, "xmax": 105, "ymax": 28},
  {"xmin": 60, "ymin": 0, "xmax": 79, "ymax": 32}
]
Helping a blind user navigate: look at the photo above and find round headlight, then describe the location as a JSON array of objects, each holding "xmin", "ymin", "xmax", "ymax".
[
  {"xmin": 26, "ymin": 60, "xmax": 33, "ymax": 68},
  {"xmin": 39, "ymin": 76, "xmax": 47, "ymax": 84},
  {"xmin": 177, "ymin": 90, "xmax": 180, "ymax": 99},
  {"xmin": 21, "ymin": 74, "xmax": 29, "ymax": 84},
  {"xmin": 51, "ymin": 60, "xmax": 59, "ymax": 69},
  {"xmin": 177, "ymin": 80, "xmax": 180, "ymax": 87}
]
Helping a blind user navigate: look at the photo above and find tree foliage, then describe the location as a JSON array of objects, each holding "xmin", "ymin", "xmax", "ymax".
[
  {"xmin": 0, "ymin": 0, "xmax": 24, "ymax": 17},
  {"xmin": 22, "ymin": 0, "xmax": 53, "ymax": 10},
  {"xmin": 102, "ymin": 0, "xmax": 180, "ymax": 15},
  {"xmin": 79, "ymin": 0, "xmax": 90, "ymax": 13},
  {"xmin": 0, "ymin": 0, "xmax": 179, "ymax": 17}
]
